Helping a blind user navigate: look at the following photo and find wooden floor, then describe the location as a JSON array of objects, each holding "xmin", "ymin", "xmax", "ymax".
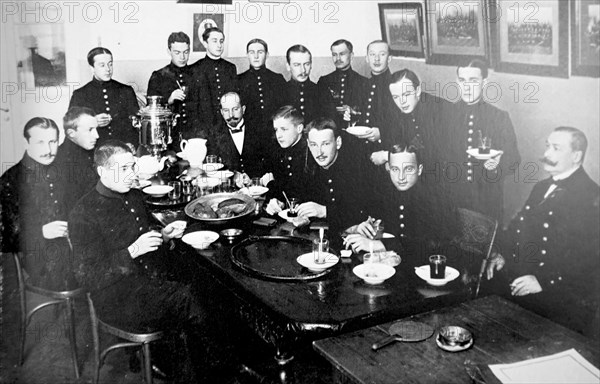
[{"xmin": 0, "ymin": 255, "xmax": 333, "ymax": 384}]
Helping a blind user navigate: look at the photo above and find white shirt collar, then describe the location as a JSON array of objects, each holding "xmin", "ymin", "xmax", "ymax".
[{"xmin": 552, "ymin": 165, "xmax": 580, "ymax": 182}]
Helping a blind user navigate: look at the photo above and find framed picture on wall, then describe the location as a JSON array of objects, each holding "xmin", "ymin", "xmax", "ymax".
[
  {"xmin": 571, "ymin": 0, "xmax": 600, "ymax": 77},
  {"xmin": 193, "ymin": 13, "xmax": 225, "ymax": 52},
  {"xmin": 378, "ymin": 3, "xmax": 425, "ymax": 58},
  {"xmin": 491, "ymin": 0, "xmax": 568, "ymax": 78},
  {"xmin": 425, "ymin": 0, "xmax": 489, "ymax": 65}
]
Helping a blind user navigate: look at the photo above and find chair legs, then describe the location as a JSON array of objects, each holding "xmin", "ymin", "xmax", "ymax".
[
  {"xmin": 17, "ymin": 282, "xmax": 27, "ymax": 366},
  {"xmin": 142, "ymin": 343, "xmax": 153, "ymax": 384},
  {"xmin": 64, "ymin": 297, "xmax": 80, "ymax": 378}
]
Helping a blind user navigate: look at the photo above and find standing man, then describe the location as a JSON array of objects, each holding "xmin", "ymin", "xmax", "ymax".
[
  {"xmin": 238, "ymin": 38, "xmax": 287, "ymax": 132},
  {"xmin": 192, "ymin": 27, "xmax": 238, "ymax": 134},
  {"xmin": 283, "ymin": 45, "xmax": 319, "ymax": 124},
  {"xmin": 318, "ymin": 39, "xmax": 366, "ymax": 125},
  {"xmin": 445, "ymin": 59, "xmax": 520, "ymax": 221},
  {"xmin": 55, "ymin": 107, "xmax": 100, "ymax": 213},
  {"xmin": 69, "ymin": 47, "xmax": 139, "ymax": 146},
  {"xmin": 147, "ymin": 32, "xmax": 198, "ymax": 144},
  {"xmin": 0, "ymin": 118, "xmax": 76, "ymax": 291},
  {"xmin": 486, "ymin": 127, "xmax": 599, "ymax": 338}
]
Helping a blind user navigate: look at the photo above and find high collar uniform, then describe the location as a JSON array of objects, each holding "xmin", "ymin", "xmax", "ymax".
[
  {"xmin": 54, "ymin": 138, "xmax": 98, "ymax": 213},
  {"xmin": 0, "ymin": 154, "xmax": 76, "ymax": 290},
  {"xmin": 238, "ymin": 66, "xmax": 287, "ymax": 131},
  {"xmin": 317, "ymin": 68, "xmax": 367, "ymax": 121},
  {"xmin": 498, "ymin": 167, "xmax": 599, "ymax": 337},
  {"xmin": 265, "ymin": 138, "xmax": 315, "ymax": 202},
  {"xmin": 69, "ymin": 78, "xmax": 139, "ymax": 145},
  {"xmin": 353, "ymin": 69, "xmax": 393, "ymax": 149},
  {"xmin": 147, "ymin": 63, "xmax": 198, "ymax": 141},
  {"xmin": 284, "ymin": 79, "xmax": 319, "ymax": 124}
]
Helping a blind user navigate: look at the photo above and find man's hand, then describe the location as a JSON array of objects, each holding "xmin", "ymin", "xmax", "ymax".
[
  {"xmin": 234, "ymin": 172, "xmax": 251, "ymax": 189},
  {"xmin": 95, "ymin": 113, "xmax": 112, "ymax": 127},
  {"xmin": 296, "ymin": 202, "xmax": 326, "ymax": 218},
  {"xmin": 356, "ymin": 127, "xmax": 381, "ymax": 142},
  {"xmin": 510, "ymin": 275, "xmax": 542, "ymax": 296},
  {"xmin": 370, "ymin": 150, "xmax": 388, "ymax": 165},
  {"xmin": 348, "ymin": 218, "xmax": 379, "ymax": 239},
  {"xmin": 486, "ymin": 252, "xmax": 505, "ymax": 280},
  {"xmin": 343, "ymin": 234, "xmax": 385, "ymax": 253},
  {"xmin": 42, "ymin": 221, "xmax": 68, "ymax": 239},
  {"xmin": 265, "ymin": 198, "xmax": 284, "ymax": 215},
  {"xmin": 128, "ymin": 231, "xmax": 163, "ymax": 259},
  {"xmin": 162, "ymin": 221, "xmax": 187, "ymax": 240},
  {"xmin": 484, "ymin": 151, "xmax": 503, "ymax": 171},
  {"xmin": 168, "ymin": 89, "xmax": 186, "ymax": 104},
  {"xmin": 260, "ymin": 172, "xmax": 274, "ymax": 187}
]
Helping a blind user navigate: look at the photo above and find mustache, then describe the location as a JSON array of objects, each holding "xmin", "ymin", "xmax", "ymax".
[
  {"xmin": 540, "ymin": 157, "xmax": 557, "ymax": 166},
  {"xmin": 41, "ymin": 153, "xmax": 55, "ymax": 158}
]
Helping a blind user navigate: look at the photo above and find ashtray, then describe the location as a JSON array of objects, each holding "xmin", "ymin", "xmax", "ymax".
[
  {"xmin": 436, "ymin": 326, "xmax": 473, "ymax": 352},
  {"xmin": 220, "ymin": 228, "xmax": 244, "ymax": 244}
]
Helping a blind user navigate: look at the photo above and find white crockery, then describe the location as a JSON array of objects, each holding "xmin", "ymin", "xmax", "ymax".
[
  {"xmin": 414, "ymin": 265, "xmax": 460, "ymax": 286},
  {"xmin": 142, "ymin": 185, "xmax": 173, "ymax": 198},
  {"xmin": 353, "ymin": 263, "xmax": 396, "ymax": 285},
  {"xmin": 182, "ymin": 231, "xmax": 219, "ymax": 249}
]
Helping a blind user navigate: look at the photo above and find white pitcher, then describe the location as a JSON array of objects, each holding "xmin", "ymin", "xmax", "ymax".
[{"xmin": 180, "ymin": 138, "xmax": 207, "ymax": 167}]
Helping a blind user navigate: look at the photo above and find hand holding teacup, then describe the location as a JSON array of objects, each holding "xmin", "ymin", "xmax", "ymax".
[
  {"xmin": 95, "ymin": 113, "xmax": 112, "ymax": 127},
  {"xmin": 162, "ymin": 220, "xmax": 187, "ymax": 240},
  {"xmin": 169, "ymin": 88, "xmax": 186, "ymax": 104}
]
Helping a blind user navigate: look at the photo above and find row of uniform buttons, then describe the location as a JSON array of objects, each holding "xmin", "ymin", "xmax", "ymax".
[
  {"xmin": 256, "ymin": 75, "xmax": 265, "ymax": 110},
  {"xmin": 102, "ymin": 88, "xmax": 113, "ymax": 136},
  {"xmin": 281, "ymin": 156, "xmax": 294, "ymax": 177},
  {"xmin": 465, "ymin": 114, "xmax": 475, "ymax": 181},
  {"xmin": 214, "ymin": 67, "xmax": 222, "ymax": 104},
  {"xmin": 178, "ymin": 72, "xmax": 188, "ymax": 123},
  {"xmin": 124, "ymin": 200, "xmax": 144, "ymax": 232},
  {"xmin": 338, "ymin": 74, "xmax": 346, "ymax": 105},
  {"xmin": 298, "ymin": 83, "xmax": 306, "ymax": 114},
  {"xmin": 327, "ymin": 178, "xmax": 335, "ymax": 202},
  {"xmin": 397, "ymin": 205, "xmax": 406, "ymax": 237}
]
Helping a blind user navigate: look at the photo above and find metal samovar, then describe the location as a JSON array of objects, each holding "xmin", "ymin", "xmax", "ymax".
[{"xmin": 131, "ymin": 96, "xmax": 178, "ymax": 156}]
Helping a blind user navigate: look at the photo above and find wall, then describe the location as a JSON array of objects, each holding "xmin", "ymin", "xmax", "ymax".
[{"xmin": 1, "ymin": 0, "xmax": 599, "ymax": 225}]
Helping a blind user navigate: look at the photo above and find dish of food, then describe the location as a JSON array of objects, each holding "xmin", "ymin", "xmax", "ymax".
[
  {"xmin": 185, "ymin": 193, "xmax": 256, "ymax": 224},
  {"xmin": 414, "ymin": 265, "xmax": 460, "ymax": 286}
]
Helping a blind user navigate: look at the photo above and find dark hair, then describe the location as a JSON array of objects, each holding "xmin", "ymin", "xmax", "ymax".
[
  {"xmin": 23, "ymin": 117, "xmax": 59, "ymax": 141},
  {"xmin": 63, "ymin": 107, "xmax": 96, "ymax": 133},
  {"xmin": 331, "ymin": 39, "xmax": 353, "ymax": 53},
  {"xmin": 366, "ymin": 40, "xmax": 389, "ymax": 53},
  {"xmin": 286, "ymin": 44, "xmax": 312, "ymax": 64},
  {"xmin": 457, "ymin": 58, "xmax": 489, "ymax": 79},
  {"xmin": 87, "ymin": 47, "xmax": 112, "ymax": 66},
  {"xmin": 304, "ymin": 117, "xmax": 340, "ymax": 138},
  {"xmin": 390, "ymin": 69, "xmax": 421, "ymax": 88},
  {"xmin": 168, "ymin": 32, "xmax": 190, "ymax": 49},
  {"xmin": 246, "ymin": 38, "xmax": 268, "ymax": 53},
  {"xmin": 94, "ymin": 140, "xmax": 133, "ymax": 168},
  {"xmin": 202, "ymin": 27, "xmax": 224, "ymax": 42},
  {"xmin": 554, "ymin": 126, "xmax": 588, "ymax": 162},
  {"xmin": 272, "ymin": 105, "xmax": 304, "ymax": 127},
  {"xmin": 388, "ymin": 142, "xmax": 421, "ymax": 165}
]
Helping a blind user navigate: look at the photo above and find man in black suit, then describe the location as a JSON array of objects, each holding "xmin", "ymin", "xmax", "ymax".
[
  {"xmin": 206, "ymin": 92, "xmax": 272, "ymax": 181},
  {"xmin": 147, "ymin": 32, "xmax": 198, "ymax": 143},
  {"xmin": 283, "ymin": 44, "xmax": 319, "ymax": 123},
  {"xmin": 487, "ymin": 127, "xmax": 599, "ymax": 338},
  {"xmin": 237, "ymin": 38, "xmax": 286, "ymax": 132},
  {"xmin": 69, "ymin": 47, "xmax": 139, "ymax": 145}
]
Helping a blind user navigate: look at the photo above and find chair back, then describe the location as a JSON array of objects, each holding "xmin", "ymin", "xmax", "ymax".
[{"xmin": 455, "ymin": 208, "xmax": 498, "ymax": 297}]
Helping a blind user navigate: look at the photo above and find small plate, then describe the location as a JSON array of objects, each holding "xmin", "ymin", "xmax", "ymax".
[
  {"xmin": 466, "ymin": 148, "xmax": 503, "ymax": 160},
  {"xmin": 143, "ymin": 185, "xmax": 173, "ymax": 198},
  {"xmin": 201, "ymin": 163, "xmax": 225, "ymax": 172},
  {"xmin": 435, "ymin": 333, "xmax": 473, "ymax": 352},
  {"xmin": 182, "ymin": 231, "xmax": 219, "ymax": 250},
  {"xmin": 296, "ymin": 252, "xmax": 339, "ymax": 272},
  {"xmin": 346, "ymin": 126, "xmax": 371, "ymax": 137},
  {"xmin": 278, "ymin": 209, "xmax": 294, "ymax": 221},
  {"xmin": 132, "ymin": 179, "xmax": 152, "ymax": 189},
  {"xmin": 353, "ymin": 263, "xmax": 396, "ymax": 285},
  {"xmin": 194, "ymin": 176, "xmax": 221, "ymax": 188},
  {"xmin": 414, "ymin": 265, "xmax": 460, "ymax": 286},
  {"xmin": 248, "ymin": 186, "xmax": 269, "ymax": 196}
]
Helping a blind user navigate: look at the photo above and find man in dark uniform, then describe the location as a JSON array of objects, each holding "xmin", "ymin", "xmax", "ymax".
[
  {"xmin": 283, "ymin": 45, "xmax": 319, "ymax": 124},
  {"xmin": 147, "ymin": 32, "xmax": 198, "ymax": 144},
  {"xmin": 191, "ymin": 27, "xmax": 237, "ymax": 135},
  {"xmin": 55, "ymin": 107, "xmax": 99, "ymax": 213},
  {"xmin": 487, "ymin": 127, "xmax": 599, "ymax": 339},
  {"xmin": 264, "ymin": 106, "xmax": 315, "ymax": 214},
  {"xmin": 444, "ymin": 59, "xmax": 520, "ymax": 221},
  {"xmin": 206, "ymin": 92, "xmax": 272, "ymax": 179},
  {"xmin": 69, "ymin": 47, "xmax": 139, "ymax": 146},
  {"xmin": 237, "ymin": 38, "xmax": 286, "ymax": 133},
  {"xmin": 0, "ymin": 117, "xmax": 77, "ymax": 291},
  {"xmin": 317, "ymin": 39, "xmax": 367, "ymax": 125}
]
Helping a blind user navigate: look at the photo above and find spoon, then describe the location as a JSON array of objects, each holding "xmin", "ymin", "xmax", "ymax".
[{"xmin": 175, "ymin": 169, "xmax": 188, "ymax": 179}]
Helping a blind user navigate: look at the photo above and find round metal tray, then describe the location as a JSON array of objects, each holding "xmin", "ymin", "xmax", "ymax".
[{"xmin": 230, "ymin": 236, "xmax": 335, "ymax": 281}]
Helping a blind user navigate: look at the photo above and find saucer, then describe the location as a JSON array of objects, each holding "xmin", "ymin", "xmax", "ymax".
[
  {"xmin": 296, "ymin": 252, "xmax": 339, "ymax": 272},
  {"xmin": 414, "ymin": 266, "xmax": 459, "ymax": 286},
  {"xmin": 248, "ymin": 186, "xmax": 269, "ymax": 196},
  {"xmin": 466, "ymin": 148, "xmax": 503, "ymax": 160},
  {"xmin": 201, "ymin": 163, "xmax": 225, "ymax": 172},
  {"xmin": 435, "ymin": 333, "xmax": 473, "ymax": 352},
  {"xmin": 346, "ymin": 126, "xmax": 371, "ymax": 137}
]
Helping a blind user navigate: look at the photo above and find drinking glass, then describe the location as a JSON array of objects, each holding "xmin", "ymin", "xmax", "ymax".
[
  {"xmin": 181, "ymin": 176, "xmax": 194, "ymax": 196},
  {"xmin": 180, "ymin": 85, "xmax": 189, "ymax": 99},
  {"xmin": 168, "ymin": 181, "xmax": 181, "ymax": 200},
  {"xmin": 429, "ymin": 255, "xmax": 447, "ymax": 279},
  {"xmin": 205, "ymin": 155, "xmax": 218, "ymax": 164},
  {"xmin": 288, "ymin": 198, "xmax": 299, "ymax": 217},
  {"xmin": 251, "ymin": 177, "xmax": 262, "ymax": 187},
  {"xmin": 313, "ymin": 238, "xmax": 329, "ymax": 264}
]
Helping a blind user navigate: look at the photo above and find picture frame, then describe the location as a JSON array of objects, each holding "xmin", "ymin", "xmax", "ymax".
[
  {"xmin": 491, "ymin": 0, "xmax": 568, "ymax": 78},
  {"xmin": 378, "ymin": 3, "xmax": 425, "ymax": 59},
  {"xmin": 193, "ymin": 13, "xmax": 225, "ymax": 52},
  {"xmin": 16, "ymin": 22, "xmax": 66, "ymax": 88},
  {"xmin": 425, "ymin": 0, "xmax": 489, "ymax": 65},
  {"xmin": 571, "ymin": 0, "xmax": 600, "ymax": 77}
]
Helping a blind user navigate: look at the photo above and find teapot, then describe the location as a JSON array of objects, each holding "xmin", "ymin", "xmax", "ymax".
[
  {"xmin": 180, "ymin": 138, "xmax": 207, "ymax": 167},
  {"xmin": 136, "ymin": 155, "xmax": 168, "ymax": 179}
]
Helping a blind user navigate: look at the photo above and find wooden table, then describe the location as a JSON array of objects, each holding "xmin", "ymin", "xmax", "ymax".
[{"xmin": 313, "ymin": 295, "xmax": 600, "ymax": 384}]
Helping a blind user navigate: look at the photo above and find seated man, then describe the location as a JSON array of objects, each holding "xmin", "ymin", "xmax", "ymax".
[
  {"xmin": 0, "ymin": 117, "xmax": 76, "ymax": 291},
  {"xmin": 486, "ymin": 127, "xmax": 599, "ymax": 338},
  {"xmin": 344, "ymin": 143, "xmax": 457, "ymax": 267},
  {"xmin": 69, "ymin": 140, "xmax": 205, "ymax": 380}
]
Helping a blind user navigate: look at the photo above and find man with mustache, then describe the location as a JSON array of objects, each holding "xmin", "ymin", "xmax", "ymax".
[
  {"xmin": 55, "ymin": 107, "xmax": 100, "ymax": 213},
  {"xmin": 0, "ymin": 117, "xmax": 77, "ymax": 291},
  {"xmin": 486, "ymin": 127, "xmax": 599, "ymax": 339},
  {"xmin": 192, "ymin": 27, "xmax": 238, "ymax": 133},
  {"xmin": 283, "ymin": 45, "xmax": 319, "ymax": 124},
  {"xmin": 206, "ymin": 92, "xmax": 272, "ymax": 182}
]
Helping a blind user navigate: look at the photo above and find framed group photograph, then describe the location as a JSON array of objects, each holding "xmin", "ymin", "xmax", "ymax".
[
  {"xmin": 378, "ymin": 3, "xmax": 425, "ymax": 59},
  {"xmin": 571, "ymin": 0, "xmax": 600, "ymax": 77},
  {"xmin": 491, "ymin": 0, "xmax": 568, "ymax": 78},
  {"xmin": 425, "ymin": 0, "xmax": 489, "ymax": 65},
  {"xmin": 193, "ymin": 13, "xmax": 225, "ymax": 52}
]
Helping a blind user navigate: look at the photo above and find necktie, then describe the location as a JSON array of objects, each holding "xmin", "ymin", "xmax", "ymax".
[{"xmin": 230, "ymin": 124, "xmax": 244, "ymax": 134}]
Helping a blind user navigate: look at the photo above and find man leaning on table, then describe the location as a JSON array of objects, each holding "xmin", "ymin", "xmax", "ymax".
[{"xmin": 486, "ymin": 127, "xmax": 600, "ymax": 339}]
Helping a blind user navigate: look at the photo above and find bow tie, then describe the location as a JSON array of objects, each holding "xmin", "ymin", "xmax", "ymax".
[{"xmin": 230, "ymin": 125, "xmax": 244, "ymax": 133}]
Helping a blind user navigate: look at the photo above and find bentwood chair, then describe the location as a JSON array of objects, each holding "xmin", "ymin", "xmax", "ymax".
[
  {"xmin": 13, "ymin": 252, "xmax": 84, "ymax": 378},
  {"xmin": 455, "ymin": 208, "xmax": 498, "ymax": 298},
  {"xmin": 87, "ymin": 293, "xmax": 166, "ymax": 384}
]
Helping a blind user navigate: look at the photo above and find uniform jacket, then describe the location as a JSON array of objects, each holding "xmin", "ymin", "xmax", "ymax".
[
  {"xmin": 353, "ymin": 69, "xmax": 393, "ymax": 150},
  {"xmin": 283, "ymin": 79, "xmax": 319, "ymax": 124},
  {"xmin": 265, "ymin": 138, "xmax": 315, "ymax": 202},
  {"xmin": 54, "ymin": 138, "xmax": 98, "ymax": 213},
  {"xmin": 238, "ymin": 66, "xmax": 287, "ymax": 131},
  {"xmin": 317, "ymin": 68, "xmax": 367, "ymax": 121}
]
